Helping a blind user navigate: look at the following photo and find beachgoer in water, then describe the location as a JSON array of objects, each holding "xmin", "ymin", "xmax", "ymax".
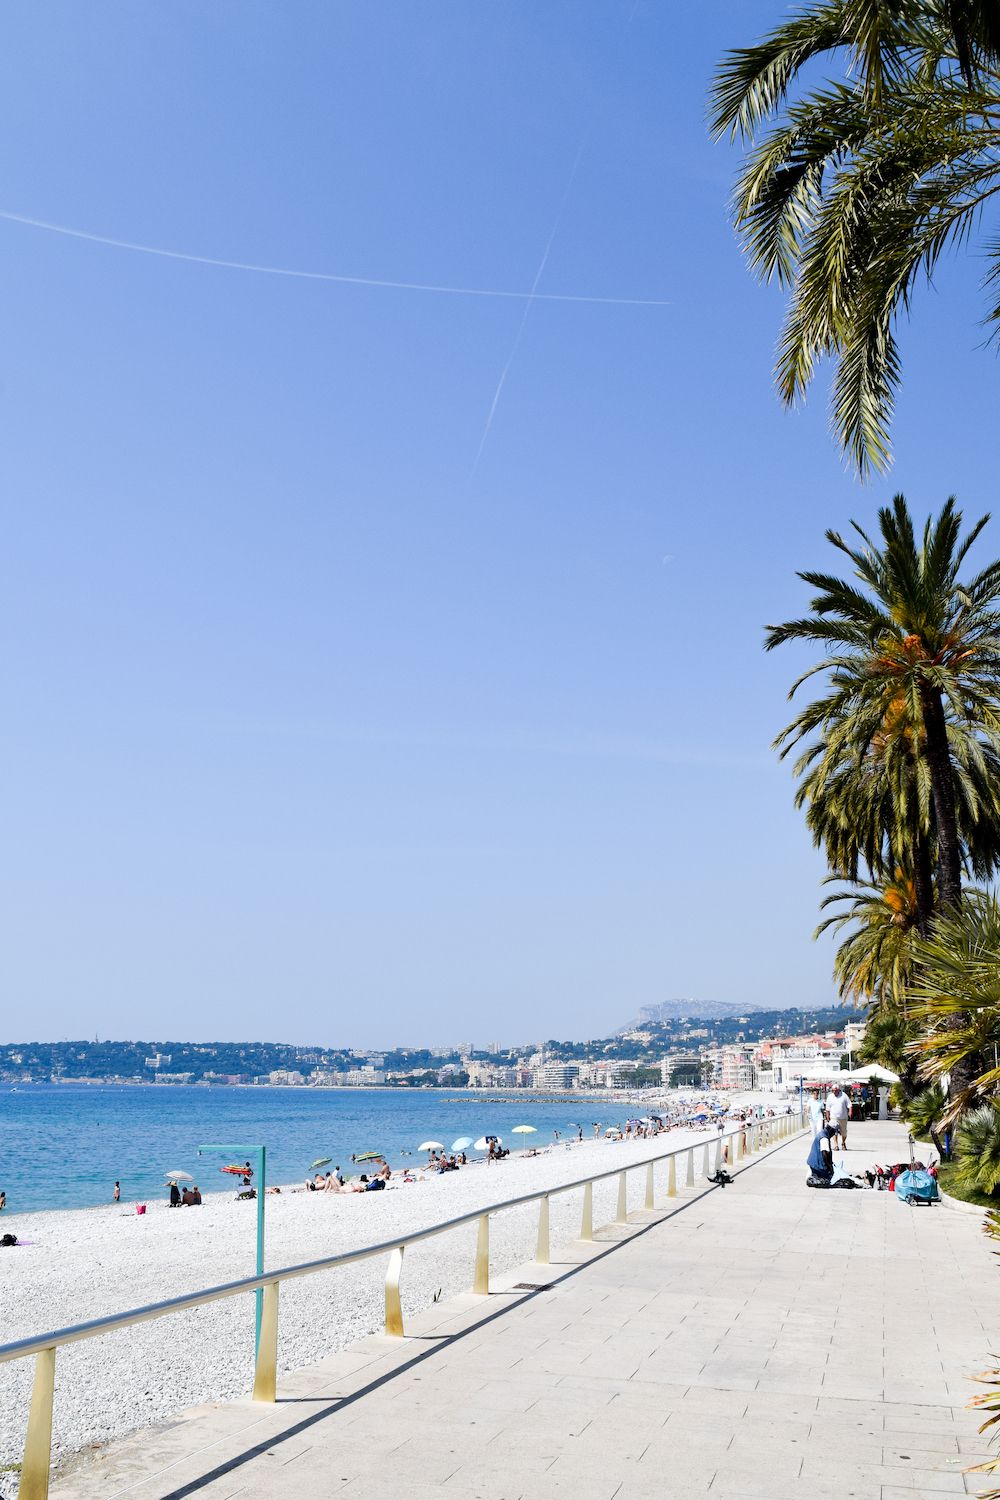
[
  {"xmin": 113, "ymin": 1181, "xmax": 120, "ymax": 1203},
  {"xmin": 0, "ymin": 1190, "xmax": 6, "ymax": 1212},
  {"xmin": 577, "ymin": 1126, "xmax": 583, "ymax": 1143},
  {"xmin": 593, "ymin": 1123, "xmax": 600, "ymax": 1139}
]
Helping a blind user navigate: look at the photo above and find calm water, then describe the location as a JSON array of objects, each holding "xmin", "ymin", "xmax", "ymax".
[{"xmin": 0, "ymin": 1084, "xmax": 630, "ymax": 1214}]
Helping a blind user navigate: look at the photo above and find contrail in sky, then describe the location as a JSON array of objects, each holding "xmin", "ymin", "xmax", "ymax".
[
  {"xmin": 0, "ymin": 209, "xmax": 669, "ymax": 307},
  {"xmin": 468, "ymin": 0, "xmax": 646, "ymax": 477},
  {"xmin": 469, "ymin": 140, "xmax": 587, "ymax": 478}
]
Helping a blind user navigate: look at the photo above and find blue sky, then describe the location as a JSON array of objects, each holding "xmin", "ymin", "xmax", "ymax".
[{"xmin": 3, "ymin": 2, "xmax": 998, "ymax": 1047}]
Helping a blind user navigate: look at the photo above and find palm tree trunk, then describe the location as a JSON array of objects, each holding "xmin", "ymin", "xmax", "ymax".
[
  {"xmin": 913, "ymin": 832, "xmax": 934, "ymax": 938},
  {"xmin": 919, "ymin": 680, "xmax": 974, "ymax": 1108},
  {"xmin": 919, "ymin": 682, "xmax": 962, "ymax": 912}
]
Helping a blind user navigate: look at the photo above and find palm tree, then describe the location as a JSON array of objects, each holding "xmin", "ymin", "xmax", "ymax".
[
  {"xmin": 901, "ymin": 1082, "xmax": 949, "ymax": 1157},
  {"xmin": 712, "ymin": 0, "xmax": 1000, "ymax": 473},
  {"xmin": 817, "ymin": 871, "xmax": 921, "ymax": 1006},
  {"xmin": 856, "ymin": 1003, "xmax": 923, "ymax": 1096},
  {"xmin": 768, "ymin": 496, "xmax": 1000, "ymax": 916},
  {"xmin": 954, "ymin": 1101, "xmax": 1000, "ymax": 1192},
  {"xmin": 909, "ymin": 891, "xmax": 1000, "ymax": 1115}
]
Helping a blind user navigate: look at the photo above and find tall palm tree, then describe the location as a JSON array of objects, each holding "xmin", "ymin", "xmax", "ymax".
[
  {"xmin": 789, "ymin": 673, "xmax": 1000, "ymax": 934},
  {"xmin": 712, "ymin": 0, "xmax": 1000, "ymax": 473},
  {"xmin": 768, "ymin": 495, "xmax": 1000, "ymax": 915}
]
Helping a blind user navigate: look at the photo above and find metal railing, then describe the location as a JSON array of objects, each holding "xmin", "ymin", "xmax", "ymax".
[{"xmin": 1, "ymin": 1110, "xmax": 807, "ymax": 1499}]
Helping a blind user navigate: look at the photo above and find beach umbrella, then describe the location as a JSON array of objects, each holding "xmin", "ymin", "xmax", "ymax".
[
  {"xmin": 163, "ymin": 1170, "xmax": 193, "ymax": 1181},
  {"xmin": 512, "ymin": 1125, "xmax": 536, "ymax": 1135},
  {"xmin": 355, "ymin": 1151, "xmax": 384, "ymax": 1162},
  {"xmin": 451, "ymin": 1137, "xmax": 474, "ymax": 1152},
  {"xmin": 418, "ymin": 1140, "xmax": 445, "ymax": 1152},
  {"xmin": 474, "ymin": 1135, "xmax": 501, "ymax": 1150},
  {"xmin": 311, "ymin": 1157, "xmax": 332, "ymax": 1170}
]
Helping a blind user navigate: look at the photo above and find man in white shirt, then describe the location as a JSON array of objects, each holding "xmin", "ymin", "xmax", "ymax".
[{"xmin": 826, "ymin": 1085, "xmax": 851, "ymax": 1147}]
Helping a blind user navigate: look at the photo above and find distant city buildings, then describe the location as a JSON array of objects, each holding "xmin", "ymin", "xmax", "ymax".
[{"xmin": 0, "ymin": 1006, "xmax": 861, "ymax": 1090}]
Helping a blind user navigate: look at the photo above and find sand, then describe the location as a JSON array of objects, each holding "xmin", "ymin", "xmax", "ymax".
[{"xmin": 0, "ymin": 1124, "xmax": 734, "ymax": 1484}]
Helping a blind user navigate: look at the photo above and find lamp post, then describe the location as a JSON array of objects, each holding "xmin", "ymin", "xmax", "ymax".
[{"xmin": 199, "ymin": 1143, "xmax": 266, "ymax": 1352}]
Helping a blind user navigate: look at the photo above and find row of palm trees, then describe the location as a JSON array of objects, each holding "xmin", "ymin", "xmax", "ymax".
[
  {"xmin": 714, "ymin": 8, "xmax": 1000, "ymax": 1489},
  {"xmin": 714, "ymin": 0, "xmax": 1000, "ymax": 1183}
]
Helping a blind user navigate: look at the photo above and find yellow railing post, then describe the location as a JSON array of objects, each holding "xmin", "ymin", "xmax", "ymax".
[
  {"xmin": 19, "ymin": 1346, "xmax": 56, "ymax": 1500},
  {"xmin": 536, "ymin": 1195, "xmax": 550, "ymax": 1265},
  {"xmin": 384, "ymin": 1247, "xmax": 405, "ymax": 1338},
  {"xmin": 616, "ymin": 1170, "xmax": 628, "ymax": 1224},
  {"xmin": 644, "ymin": 1161, "xmax": 654, "ymax": 1211},
  {"xmin": 473, "ymin": 1213, "xmax": 490, "ymax": 1295},
  {"xmin": 667, "ymin": 1155, "xmax": 677, "ymax": 1197},
  {"xmin": 685, "ymin": 1148, "xmax": 694, "ymax": 1188},
  {"xmin": 580, "ymin": 1180, "xmax": 593, "ymax": 1240},
  {"xmin": 252, "ymin": 1282, "xmax": 280, "ymax": 1398}
]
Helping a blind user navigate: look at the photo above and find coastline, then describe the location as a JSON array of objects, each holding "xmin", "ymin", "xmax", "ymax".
[{"xmin": 0, "ymin": 1124, "xmax": 730, "ymax": 1476}]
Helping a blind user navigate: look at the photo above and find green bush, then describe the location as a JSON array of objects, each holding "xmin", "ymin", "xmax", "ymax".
[{"xmin": 955, "ymin": 1103, "xmax": 1000, "ymax": 1197}]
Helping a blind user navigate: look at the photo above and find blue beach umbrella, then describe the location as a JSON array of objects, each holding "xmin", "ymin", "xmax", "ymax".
[{"xmin": 451, "ymin": 1137, "xmax": 474, "ymax": 1152}]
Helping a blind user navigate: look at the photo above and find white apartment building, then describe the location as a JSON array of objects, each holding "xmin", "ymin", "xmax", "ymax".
[{"xmin": 532, "ymin": 1063, "xmax": 579, "ymax": 1090}]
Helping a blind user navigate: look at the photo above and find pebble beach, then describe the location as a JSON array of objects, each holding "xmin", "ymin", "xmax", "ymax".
[{"xmin": 0, "ymin": 1124, "xmax": 726, "ymax": 1487}]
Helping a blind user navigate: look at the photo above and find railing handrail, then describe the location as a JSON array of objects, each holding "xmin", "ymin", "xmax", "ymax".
[{"xmin": 0, "ymin": 1116, "xmax": 793, "ymax": 1365}]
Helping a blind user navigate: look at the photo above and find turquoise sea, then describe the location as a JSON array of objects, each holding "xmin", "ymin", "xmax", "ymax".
[{"xmin": 0, "ymin": 1084, "xmax": 623, "ymax": 1215}]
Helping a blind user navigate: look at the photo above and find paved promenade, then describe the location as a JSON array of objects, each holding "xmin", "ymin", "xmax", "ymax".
[{"xmin": 54, "ymin": 1122, "xmax": 1000, "ymax": 1499}]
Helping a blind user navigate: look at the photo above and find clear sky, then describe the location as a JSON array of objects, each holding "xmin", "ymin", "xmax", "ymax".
[{"xmin": 3, "ymin": 2, "xmax": 997, "ymax": 1048}]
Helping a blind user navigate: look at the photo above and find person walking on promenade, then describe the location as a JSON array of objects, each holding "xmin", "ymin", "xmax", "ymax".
[
  {"xmin": 826, "ymin": 1085, "xmax": 851, "ymax": 1148},
  {"xmin": 808, "ymin": 1090, "xmax": 825, "ymax": 1136}
]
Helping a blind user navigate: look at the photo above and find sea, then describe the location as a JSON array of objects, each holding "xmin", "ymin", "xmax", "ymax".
[{"xmin": 0, "ymin": 1084, "xmax": 641, "ymax": 1215}]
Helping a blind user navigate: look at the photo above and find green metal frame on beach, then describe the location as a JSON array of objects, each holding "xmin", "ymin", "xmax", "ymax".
[{"xmin": 198, "ymin": 1142, "xmax": 267, "ymax": 1352}]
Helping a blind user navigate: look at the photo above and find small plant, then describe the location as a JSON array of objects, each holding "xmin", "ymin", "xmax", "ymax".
[{"xmin": 955, "ymin": 1105, "xmax": 1000, "ymax": 1197}]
